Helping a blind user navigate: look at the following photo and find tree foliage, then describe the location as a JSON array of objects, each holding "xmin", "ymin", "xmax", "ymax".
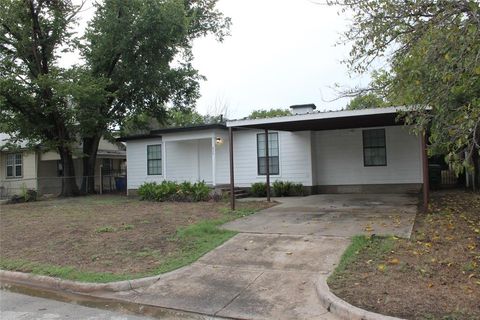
[
  {"xmin": 0, "ymin": 0, "xmax": 82, "ymax": 195},
  {"xmin": 0, "ymin": 0, "xmax": 230, "ymax": 194},
  {"xmin": 248, "ymin": 108, "xmax": 291, "ymax": 119},
  {"xmin": 346, "ymin": 93, "xmax": 386, "ymax": 110},
  {"xmin": 330, "ymin": 0, "xmax": 480, "ymax": 180}
]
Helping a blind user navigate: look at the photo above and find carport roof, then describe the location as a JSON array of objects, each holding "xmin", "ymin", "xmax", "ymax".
[{"xmin": 226, "ymin": 106, "xmax": 408, "ymax": 131}]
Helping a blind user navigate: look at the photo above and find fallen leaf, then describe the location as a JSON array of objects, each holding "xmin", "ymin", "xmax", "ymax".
[
  {"xmin": 388, "ymin": 258, "xmax": 400, "ymax": 265},
  {"xmin": 377, "ymin": 264, "xmax": 386, "ymax": 272}
]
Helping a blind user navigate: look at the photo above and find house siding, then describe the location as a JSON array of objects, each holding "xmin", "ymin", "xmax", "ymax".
[
  {"xmin": 0, "ymin": 150, "xmax": 38, "ymax": 196},
  {"xmin": 217, "ymin": 130, "xmax": 312, "ymax": 187},
  {"xmin": 313, "ymin": 125, "xmax": 422, "ymax": 186},
  {"xmin": 125, "ymin": 125, "xmax": 423, "ymax": 193}
]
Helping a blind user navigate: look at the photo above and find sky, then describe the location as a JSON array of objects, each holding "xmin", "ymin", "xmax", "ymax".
[{"xmin": 68, "ymin": 0, "xmax": 369, "ymax": 119}]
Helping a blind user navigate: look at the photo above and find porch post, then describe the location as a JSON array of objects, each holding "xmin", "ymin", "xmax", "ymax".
[
  {"xmin": 211, "ymin": 134, "xmax": 216, "ymax": 186},
  {"xmin": 421, "ymin": 131, "xmax": 429, "ymax": 212},
  {"xmin": 265, "ymin": 129, "xmax": 271, "ymax": 202},
  {"xmin": 229, "ymin": 127, "xmax": 235, "ymax": 210}
]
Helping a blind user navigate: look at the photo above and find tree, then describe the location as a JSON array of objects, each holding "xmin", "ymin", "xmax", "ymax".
[
  {"xmin": 77, "ymin": 0, "xmax": 230, "ymax": 192},
  {"xmin": 329, "ymin": 0, "xmax": 480, "ymax": 187},
  {"xmin": 346, "ymin": 93, "xmax": 385, "ymax": 110},
  {"xmin": 248, "ymin": 108, "xmax": 291, "ymax": 119},
  {"xmin": 1, "ymin": 0, "xmax": 231, "ymax": 195},
  {"xmin": 0, "ymin": 0, "xmax": 82, "ymax": 196}
]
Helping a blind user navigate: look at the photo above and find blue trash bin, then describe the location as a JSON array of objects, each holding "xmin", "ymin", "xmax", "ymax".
[{"xmin": 115, "ymin": 176, "xmax": 126, "ymax": 191}]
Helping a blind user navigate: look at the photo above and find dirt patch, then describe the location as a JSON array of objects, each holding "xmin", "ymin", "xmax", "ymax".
[
  {"xmin": 328, "ymin": 190, "xmax": 480, "ymax": 320},
  {"xmin": 0, "ymin": 195, "xmax": 272, "ymax": 277}
]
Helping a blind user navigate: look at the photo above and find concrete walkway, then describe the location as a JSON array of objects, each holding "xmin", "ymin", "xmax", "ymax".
[
  {"xmin": 106, "ymin": 233, "xmax": 347, "ymax": 319},
  {"xmin": 99, "ymin": 194, "xmax": 416, "ymax": 320}
]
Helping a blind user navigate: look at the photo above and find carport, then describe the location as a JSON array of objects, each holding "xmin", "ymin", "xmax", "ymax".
[{"xmin": 226, "ymin": 106, "xmax": 430, "ymax": 212}]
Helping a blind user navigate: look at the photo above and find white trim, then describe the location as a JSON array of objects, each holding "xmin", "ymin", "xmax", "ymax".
[
  {"xmin": 146, "ymin": 143, "xmax": 163, "ymax": 176},
  {"xmin": 211, "ymin": 134, "xmax": 216, "ymax": 186},
  {"xmin": 226, "ymin": 106, "xmax": 410, "ymax": 128}
]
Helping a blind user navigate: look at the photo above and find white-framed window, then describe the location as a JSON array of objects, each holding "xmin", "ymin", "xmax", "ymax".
[
  {"xmin": 257, "ymin": 132, "xmax": 279, "ymax": 175},
  {"xmin": 147, "ymin": 144, "xmax": 162, "ymax": 175},
  {"xmin": 363, "ymin": 128, "xmax": 387, "ymax": 166},
  {"xmin": 6, "ymin": 153, "xmax": 22, "ymax": 178}
]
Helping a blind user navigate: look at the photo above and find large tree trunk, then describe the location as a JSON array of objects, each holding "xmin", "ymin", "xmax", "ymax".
[
  {"xmin": 81, "ymin": 135, "xmax": 101, "ymax": 194},
  {"xmin": 58, "ymin": 146, "xmax": 80, "ymax": 197}
]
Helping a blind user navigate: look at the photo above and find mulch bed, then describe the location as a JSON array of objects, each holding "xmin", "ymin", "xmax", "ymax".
[
  {"xmin": 328, "ymin": 190, "xmax": 480, "ymax": 320},
  {"xmin": 0, "ymin": 195, "xmax": 271, "ymax": 275}
]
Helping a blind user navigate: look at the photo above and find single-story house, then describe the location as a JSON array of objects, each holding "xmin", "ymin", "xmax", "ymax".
[
  {"xmin": 0, "ymin": 134, "xmax": 126, "ymax": 198},
  {"xmin": 120, "ymin": 105, "xmax": 428, "ymax": 199}
]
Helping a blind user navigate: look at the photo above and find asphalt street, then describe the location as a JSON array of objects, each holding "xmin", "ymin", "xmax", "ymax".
[{"xmin": 0, "ymin": 290, "xmax": 156, "ymax": 320}]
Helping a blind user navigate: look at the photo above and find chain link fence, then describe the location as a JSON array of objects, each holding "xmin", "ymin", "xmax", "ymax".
[{"xmin": 0, "ymin": 171, "xmax": 126, "ymax": 200}]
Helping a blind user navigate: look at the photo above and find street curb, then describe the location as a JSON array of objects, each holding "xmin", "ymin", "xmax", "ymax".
[
  {"xmin": 0, "ymin": 270, "xmax": 161, "ymax": 293},
  {"xmin": 315, "ymin": 275, "xmax": 405, "ymax": 320}
]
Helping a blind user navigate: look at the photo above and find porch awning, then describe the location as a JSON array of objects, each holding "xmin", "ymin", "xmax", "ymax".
[{"xmin": 226, "ymin": 106, "xmax": 406, "ymax": 131}]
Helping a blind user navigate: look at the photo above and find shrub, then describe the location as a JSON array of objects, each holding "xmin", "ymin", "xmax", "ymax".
[
  {"xmin": 138, "ymin": 181, "xmax": 211, "ymax": 202},
  {"xmin": 272, "ymin": 180, "xmax": 304, "ymax": 197},
  {"xmin": 250, "ymin": 182, "xmax": 267, "ymax": 197},
  {"xmin": 290, "ymin": 183, "xmax": 305, "ymax": 196}
]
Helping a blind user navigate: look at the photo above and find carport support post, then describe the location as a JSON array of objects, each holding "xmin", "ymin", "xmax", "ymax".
[
  {"xmin": 265, "ymin": 129, "xmax": 271, "ymax": 202},
  {"xmin": 421, "ymin": 131, "xmax": 429, "ymax": 212},
  {"xmin": 229, "ymin": 127, "xmax": 235, "ymax": 211}
]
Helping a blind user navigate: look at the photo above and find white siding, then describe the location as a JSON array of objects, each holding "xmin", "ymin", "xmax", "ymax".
[
  {"xmin": 125, "ymin": 125, "xmax": 423, "ymax": 191},
  {"xmin": 221, "ymin": 130, "xmax": 313, "ymax": 187},
  {"xmin": 165, "ymin": 139, "xmax": 212, "ymax": 184},
  {"xmin": 126, "ymin": 137, "xmax": 163, "ymax": 189},
  {"xmin": 126, "ymin": 131, "xmax": 216, "ymax": 190},
  {"xmin": 314, "ymin": 125, "xmax": 422, "ymax": 185}
]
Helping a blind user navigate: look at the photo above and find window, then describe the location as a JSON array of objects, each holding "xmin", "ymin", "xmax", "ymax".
[
  {"xmin": 257, "ymin": 132, "xmax": 279, "ymax": 175},
  {"xmin": 102, "ymin": 158, "xmax": 113, "ymax": 175},
  {"xmin": 147, "ymin": 144, "xmax": 162, "ymax": 175},
  {"xmin": 363, "ymin": 129, "xmax": 387, "ymax": 166},
  {"xmin": 6, "ymin": 153, "xmax": 22, "ymax": 178}
]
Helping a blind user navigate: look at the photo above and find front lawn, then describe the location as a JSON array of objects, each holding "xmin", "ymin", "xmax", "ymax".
[
  {"xmin": 0, "ymin": 195, "xmax": 272, "ymax": 283},
  {"xmin": 328, "ymin": 191, "xmax": 480, "ymax": 320}
]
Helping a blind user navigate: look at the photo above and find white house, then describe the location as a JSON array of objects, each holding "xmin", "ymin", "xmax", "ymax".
[{"xmin": 121, "ymin": 105, "xmax": 427, "ymax": 196}]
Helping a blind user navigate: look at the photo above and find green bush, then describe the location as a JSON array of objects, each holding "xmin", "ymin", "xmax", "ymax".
[
  {"xmin": 272, "ymin": 180, "xmax": 304, "ymax": 197},
  {"xmin": 290, "ymin": 183, "xmax": 305, "ymax": 196},
  {"xmin": 250, "ymin": 182, "xmax": 267, "ymax": 197},
  {"xmin": 138, "ymin": 181, "xmax": 211, "ymax": 202}
]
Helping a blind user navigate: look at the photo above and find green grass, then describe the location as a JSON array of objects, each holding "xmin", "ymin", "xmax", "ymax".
[
  {"xmin": 328, "ymin": 235, "xmax": 394, "ymax": 284},
  {"xmin": 0, "ymin": 258, "xmax": 134, "ymax": 283},
  {"xmin": 0, "ymin": 206, "xmax": 259, "ymax": 283}
]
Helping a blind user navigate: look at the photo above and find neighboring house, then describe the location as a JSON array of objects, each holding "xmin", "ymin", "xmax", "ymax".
[
  {"xmin": 120, "ymin": 105, "xmax": 427, "ymax": 195},
  {"xmin": 0, "ymin": 134, "xmax": 126, "ymax": 198}
]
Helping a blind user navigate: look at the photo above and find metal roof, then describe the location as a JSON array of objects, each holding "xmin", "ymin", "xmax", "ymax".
[{"xmin": 226, "ymin": 106, "xmax": 407, "ymax": 131}]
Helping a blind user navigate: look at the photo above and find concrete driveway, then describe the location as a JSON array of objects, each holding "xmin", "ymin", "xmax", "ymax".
[
  {"xmin": 104, "ymin": 194, "xmax": 417, "ymax": 320},
  {"xmin": 223, "ymin": 194, "xmax": 418, "ymax": 238}
]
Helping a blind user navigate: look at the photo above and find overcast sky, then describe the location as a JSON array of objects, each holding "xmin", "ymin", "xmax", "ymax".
[{"xmin": 69, "ymin": 0, "xmax": 368, "ymax": 119}]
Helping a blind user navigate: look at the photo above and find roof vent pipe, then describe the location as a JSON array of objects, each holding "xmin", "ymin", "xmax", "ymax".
[{"xmin": 289, "ymin": 104, "xmax": 317, "ymax": 115}]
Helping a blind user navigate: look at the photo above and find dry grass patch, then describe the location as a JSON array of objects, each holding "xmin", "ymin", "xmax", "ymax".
[
  {"xmin": 0, "ymin": 195, "xmax": 273, "ymax": 282},
  {"xmin": 328, "ymin": 190, "xmax": 480, "ymax": 320}
]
